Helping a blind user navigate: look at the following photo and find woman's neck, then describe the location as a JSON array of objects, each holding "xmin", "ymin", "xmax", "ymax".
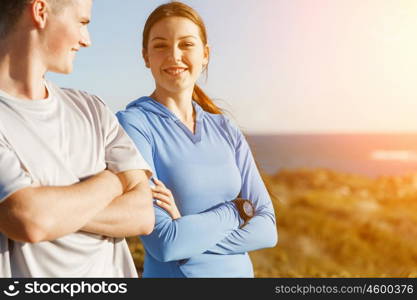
[{"xmin": 151, "ymin": 87, "xmax": 195, "ymax": 123}]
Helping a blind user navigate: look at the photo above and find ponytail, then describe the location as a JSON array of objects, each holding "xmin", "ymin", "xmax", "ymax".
[{"xmin": 192, "ymin": 84, "xmax": 222, "ymax": 114}]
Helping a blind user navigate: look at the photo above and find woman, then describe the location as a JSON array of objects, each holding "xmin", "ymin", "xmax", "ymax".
[{"xmin": 117, "ymin": 1, "xmax": 277, "ymax": 278}]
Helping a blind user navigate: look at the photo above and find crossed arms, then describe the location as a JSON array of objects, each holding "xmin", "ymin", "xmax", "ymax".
[
  {"xmin": 0, "ymin": 96, "xmax": 155, "ymax": 244},
  {"xmin": 117, "ymin": 111, "xmax": 278, "ymax": 262},
  {"xmin": 0, "ymin": 169, "xmax": 154, "ymax": 243}
]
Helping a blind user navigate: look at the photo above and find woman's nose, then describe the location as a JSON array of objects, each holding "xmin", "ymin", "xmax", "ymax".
[{"xmin": 168, "ymin": 45, "xmax": 182, "ymax": 62}]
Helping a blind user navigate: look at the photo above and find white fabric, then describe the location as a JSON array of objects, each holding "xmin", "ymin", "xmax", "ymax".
[{"xmin": 0, "ymin": 81, "xmax": 150, "ymax": 277}]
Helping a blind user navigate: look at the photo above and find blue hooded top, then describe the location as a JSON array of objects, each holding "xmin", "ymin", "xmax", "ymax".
[{"xmin": 116, "ymin": 97, "xmax": 277, "ymax": 278}]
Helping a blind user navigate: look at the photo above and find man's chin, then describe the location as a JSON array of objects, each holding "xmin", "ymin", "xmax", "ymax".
[{"xmin": 49, "ymin": 65, "xmax": 73, "ymax": 75}]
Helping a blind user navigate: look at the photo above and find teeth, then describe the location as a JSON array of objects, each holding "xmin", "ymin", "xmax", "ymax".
[{"xmin": 165, "ymin": 68, "xmax": 186, "ymax": 75}]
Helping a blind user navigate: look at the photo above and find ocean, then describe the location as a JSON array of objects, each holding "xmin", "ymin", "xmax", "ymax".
[{"xmin": 246, "ymin": 134, "xmax": 417, "ymax": 177}]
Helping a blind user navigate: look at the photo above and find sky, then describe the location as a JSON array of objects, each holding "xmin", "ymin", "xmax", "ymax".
[{"xmin": 48, "ymin": 0, "xmax": 417, "ymax": 134}]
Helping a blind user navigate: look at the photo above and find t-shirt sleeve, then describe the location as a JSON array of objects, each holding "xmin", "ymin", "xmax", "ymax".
[
  {"xmin": 94, "ymin": 96, "xmax": 152, "ymax": 176},
  {"xmin": 0, "ymin": 137, "xmax": 32, "ymax": 203}
]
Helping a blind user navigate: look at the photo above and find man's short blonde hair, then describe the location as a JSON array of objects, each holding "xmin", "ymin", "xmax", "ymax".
[{"xmin": 0, "ymin": 0, "xmax": 71, "ymax": 39}]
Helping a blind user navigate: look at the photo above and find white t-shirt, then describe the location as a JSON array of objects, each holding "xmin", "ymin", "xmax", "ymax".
[{"xmin": 0, "ymin": 81, "xmax": 150, "ymax": 277}]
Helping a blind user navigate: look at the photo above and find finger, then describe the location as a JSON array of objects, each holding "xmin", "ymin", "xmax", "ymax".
[
  {"xmin": 151, "ymin": 186, "xmax": 172, "ymax": 196},
  {"xmin": 155, "ymin": 199, "xmax": 170, "ymax": 210},
  {"xmin": 151, "ymin": 185, "xmax": 165, "ymax": 193},
  {"xmin": 155, "ymin": 199, "xmax": 175, "ymax": 212},
  {"xmin": 152, "ymin": 192, "xmax": 172, "ymax": 204},
  {"xmin": 153, "ymin": 177, "xmax": 166, "ymax": 188}
]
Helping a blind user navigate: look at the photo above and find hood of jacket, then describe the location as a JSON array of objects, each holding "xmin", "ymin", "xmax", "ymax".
[{"xmin": 126, "ymin": 96, "xmax": 204, "ymax": 122}]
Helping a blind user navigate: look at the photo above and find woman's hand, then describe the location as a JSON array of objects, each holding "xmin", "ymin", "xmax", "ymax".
[{"xmin": 151, "ymin": 178, "xmax": 181, "ymax": 220}]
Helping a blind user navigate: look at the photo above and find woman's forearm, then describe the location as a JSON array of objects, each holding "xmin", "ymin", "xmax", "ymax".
[
  {"xmin": 206, "ymin": 207, "xmax": 278, "ymax": 255},
  {"xmin": 141, "ymin": 201, "xmax": 241, "ymax": 262}
]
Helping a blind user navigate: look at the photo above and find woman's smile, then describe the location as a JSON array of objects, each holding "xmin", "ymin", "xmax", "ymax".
[{"xmin": 163, "ymin": 66, "xmax": 188, "ymax": 76}]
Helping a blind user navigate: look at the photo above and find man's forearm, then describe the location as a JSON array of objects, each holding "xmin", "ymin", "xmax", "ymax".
[
  {"xmin": 81, "ymin": 176, "xmax": 154, "ymax": 237},
  {"xmin": 0, "ymin": 170, "xmax": 123, "ymax": 243}
]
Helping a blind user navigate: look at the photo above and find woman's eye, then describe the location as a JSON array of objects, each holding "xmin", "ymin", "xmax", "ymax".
[
  {"xmin": 181, "ymin": 42, "xmax": 194, "ymax": 48},
  {"xmin": 154, "ymin": 44, "xmax": 167, "ymax": 49}
]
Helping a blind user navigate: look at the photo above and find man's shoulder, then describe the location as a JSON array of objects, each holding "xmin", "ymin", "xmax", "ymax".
[
  {"xmin": 58, "ymin": 87, "xmax": 105, "ymax": 106},
  {"xmin": 46, "ymin": 81, "xmax": 103, "ymax": 105}
]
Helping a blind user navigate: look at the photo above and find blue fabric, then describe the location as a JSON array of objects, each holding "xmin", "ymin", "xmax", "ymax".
[{"xmin": 116, "ymin": 97, "xmax": 277, "ymax": 278}]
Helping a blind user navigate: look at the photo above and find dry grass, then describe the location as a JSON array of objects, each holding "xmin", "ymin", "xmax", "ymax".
[{"xmin": 128, "ymin": 168, "xmax": 417, "ymax": 277}]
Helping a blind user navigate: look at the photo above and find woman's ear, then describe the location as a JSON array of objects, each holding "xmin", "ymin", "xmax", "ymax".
[
  {"xmin": 203, "ymin": 45, "xmax": 210, "ymax": 68},
  {"xmin": 31, "ymin": 0, "xmax": 49, "ymax": 29},
  {"xmin": 142, "ymin": 49, "xmax": 150, "ymax": 68}
]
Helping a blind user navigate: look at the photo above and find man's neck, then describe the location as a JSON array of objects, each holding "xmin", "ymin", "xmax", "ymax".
[{"xmin": 0, "ymin": 33, "xmax": 48, "ymax": 100}]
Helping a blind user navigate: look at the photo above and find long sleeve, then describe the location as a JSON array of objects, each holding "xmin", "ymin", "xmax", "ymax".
[
  {"xmin": 141, "ymin": 203, "xmax": 241, "ymax": 262},
  {"xmin": 117, "ymin": 110, "xmax": 241, "ymax": 262},
  {"xmin": 206, "ymin": 118, "xmax": 278, "ymax": 255}
]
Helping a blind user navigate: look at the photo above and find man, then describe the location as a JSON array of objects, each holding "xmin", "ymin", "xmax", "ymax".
[{"xmin": 0, "ymin": 0, "xmax": 154, "ymax": 277}]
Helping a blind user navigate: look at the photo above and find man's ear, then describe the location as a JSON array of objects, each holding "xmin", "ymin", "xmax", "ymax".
[
  {"xmin": 142, "ymin": 49, "xmax": 150, "ymax": 68},
  {"xmin": 31, "ymin": 0, "xmax": 49, "ymax": 29}
]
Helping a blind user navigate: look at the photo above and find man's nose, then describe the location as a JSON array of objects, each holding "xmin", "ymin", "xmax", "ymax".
[{"xmin": 80, "ymin": 30, "xmax": 92, "ymax": 48}]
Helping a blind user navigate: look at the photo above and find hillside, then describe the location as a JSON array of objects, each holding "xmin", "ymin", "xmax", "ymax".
[
  {"xmin": 128, "ymin": 168, "xmax": 417, "ymax": 277},
  {"xmin": 252, "ymin": 168, "xmax": 417, "ymax": 277}
]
